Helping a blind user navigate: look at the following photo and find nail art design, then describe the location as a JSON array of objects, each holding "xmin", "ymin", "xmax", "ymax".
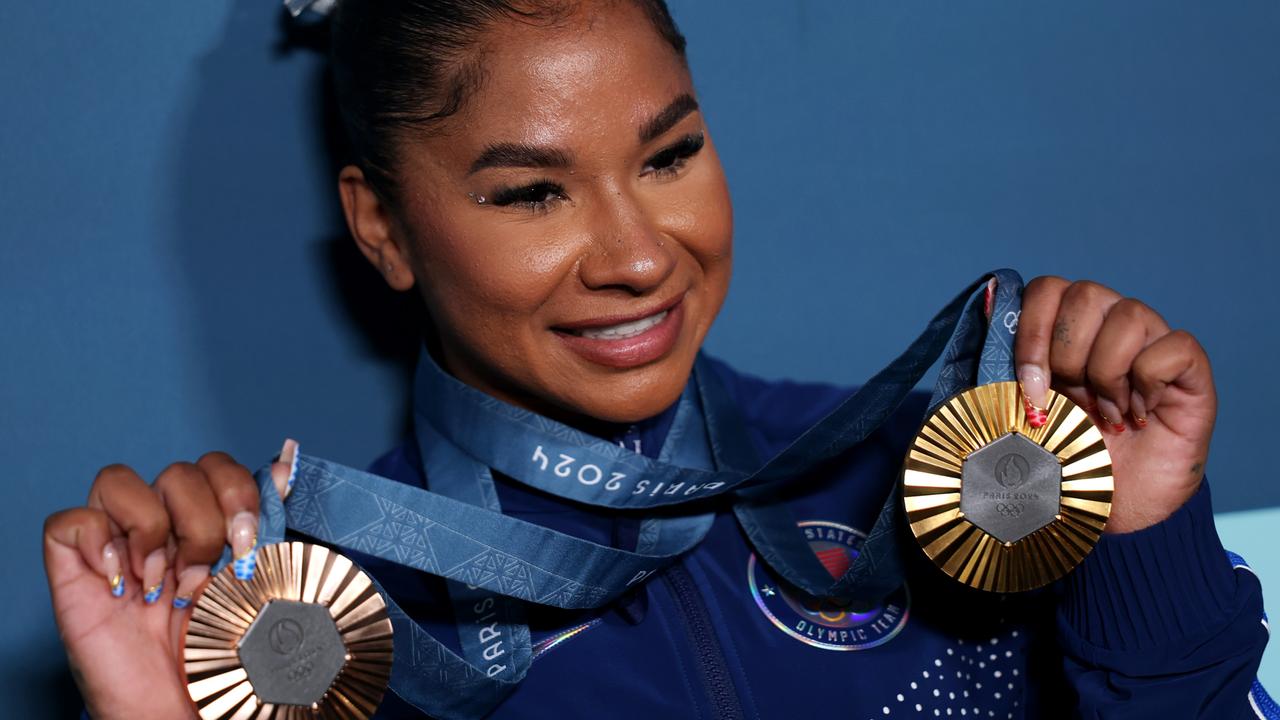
[
  {"xmin": 230, "ymin": 511, "xmax": 259, "ymax": 582},
  {"xmin": 141, "ymin": 548, "xmax": 167, "ymax": 604},
  {"xmin": 1099, "ymin": 415, "xmax": 1126, "ymax": 433},
  {"xmin": 282, "ymin": 438, "xmax": 300, "ymax": 491},
  {"xmin": 234, "ymin": 534, "xmax": 258, "ymax": 581},
  {"xmin": 103, "ymin": 544, "xmax": 125, "ymax": 598},
  {"xmin": 1021, "ymin": 391, "xmax": 1048, "ymax": 428},
  {"xmin": 1129, "ymin": 391, "xmax": 1149, "ymax": 429},
  {"xmin": 172, "ymin": 564, "xmax": 210, "ymax": 609},
  {"xmin": 1016, "ymin": 364, "xmax": 1048, "ymax": 428}
]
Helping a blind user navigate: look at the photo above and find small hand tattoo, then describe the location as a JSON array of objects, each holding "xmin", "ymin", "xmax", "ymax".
[
  {"xmin": 1053, "ymin": 319, "xmax": 1070, "ymax": 346},
  {"xmin": 1190, "ymin": 462, "xmax": 1203, "ymax": 475}
]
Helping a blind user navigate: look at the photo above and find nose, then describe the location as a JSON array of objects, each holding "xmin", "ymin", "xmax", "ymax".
[{"xmin": 577, "ymin": 188, "xmax": 676, "ymax": 295}]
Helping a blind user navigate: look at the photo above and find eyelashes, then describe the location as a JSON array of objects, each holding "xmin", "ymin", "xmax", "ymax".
[
  {"xmin": 485, "ymin": 132, "xmax": 707, "ymax": 214},
  {"xmin": 489, "ymin": 180, "xmax": 566, "ymax": 212},
  {"xmin": 641, "ymin": 132, "xmax": 705, "ymax": 179}
]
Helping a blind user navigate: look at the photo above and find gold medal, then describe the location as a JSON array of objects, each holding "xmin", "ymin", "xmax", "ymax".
[
  {"xmin": 182, "ymin": 541, "xmax": 394, "ymax": 719},
  {"xmin": 903, "ymin": 381, "xmax": 1113, "ymax": 593}
]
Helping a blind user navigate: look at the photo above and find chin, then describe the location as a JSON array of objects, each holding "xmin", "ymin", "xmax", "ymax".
[{"xmin": 557, "ymin": 352, "xmax": 696, "ymax": 425}]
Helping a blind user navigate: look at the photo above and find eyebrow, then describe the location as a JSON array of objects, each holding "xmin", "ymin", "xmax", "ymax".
[
  {"xmin": 469, "ymin": 143, "xmax": 573, "ymax": 175},
  {"xmin": 639, "ymin": 93, "xmax": 699, "ymax": 144},
  {"xmin": 466, "ymin": 93, "xmax": 700, "ymax": 175}
]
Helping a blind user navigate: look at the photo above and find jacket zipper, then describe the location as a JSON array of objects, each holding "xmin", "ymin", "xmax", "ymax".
[{"xmin": 662, "ymin": 564, "xmax": 745, "ymax": 720}]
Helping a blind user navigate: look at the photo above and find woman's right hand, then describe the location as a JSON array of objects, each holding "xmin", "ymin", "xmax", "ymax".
[{"xmin": 43, "ymin": 442, "xmax": 297, "ymax": 720}]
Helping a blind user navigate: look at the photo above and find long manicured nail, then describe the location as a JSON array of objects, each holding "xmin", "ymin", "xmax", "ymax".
[
  {"xmin": 270, "ymin": 438, "xmax": 300, "ymax": 500},
  {"xmin": 1130, "ymin": 390, "xmax": 1149, "ymax": 428},
  {"xmin": 1096, "ymin": 397, "xmax": 1127, "ymax": 433},
  {"xmin": 1017, "ymin": 364, "xmax": 1048, "ymax": 428},
  {"xmin": 142, "ymin": 549, "xmax": 166, "ymax": 604},
  {"xmin": 172, "ymin": 565, "xmax": 210, "ymax": 609},
  {"xmin": 983, "ymin": 278, "xmax": 997, "ymax": 321},
  {"xmin": 282, "ymin": 439, "xmax": 298, "ymax": 490},
  {"xmin": 230, "ymin": 511, "xmax": 258, "ymax": 581},
  {"xmin": 103, "ymin": 543, "xmax": 125, "ymax": 598}
]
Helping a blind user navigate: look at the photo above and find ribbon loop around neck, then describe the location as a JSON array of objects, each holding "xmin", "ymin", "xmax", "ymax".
[{"xmin": 236, "ymin": 269, "xmax": 1024, "ymax": 719}]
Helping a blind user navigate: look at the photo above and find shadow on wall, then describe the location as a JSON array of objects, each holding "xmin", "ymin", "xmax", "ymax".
[
  {"xmin": 28, "ymin": 4, "xmax": 428, "ymax": 714},
  {"xmin": 166, "ymin": 2, "xmax": 423, "ymax": 464}
]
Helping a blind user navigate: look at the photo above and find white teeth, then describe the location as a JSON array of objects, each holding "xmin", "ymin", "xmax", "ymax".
[{"xmin": 578, "ymin": 310, "xmax": 668, "ymax": 340}]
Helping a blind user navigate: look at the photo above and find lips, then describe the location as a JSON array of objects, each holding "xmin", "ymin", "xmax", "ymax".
[{"xmin": 552, "ymin": 294, "xmax": 686, "ymax": 369}]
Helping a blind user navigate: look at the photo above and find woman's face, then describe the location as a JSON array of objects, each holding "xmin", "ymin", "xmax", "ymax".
[{"xmin": 354, "ymin": 2, "xmax": 733, "ymax": 428}]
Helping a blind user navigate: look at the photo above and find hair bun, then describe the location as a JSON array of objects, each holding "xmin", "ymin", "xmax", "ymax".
[{"xmin": 284, "ymin": 0, "xmax": 338, "ymax": 18}]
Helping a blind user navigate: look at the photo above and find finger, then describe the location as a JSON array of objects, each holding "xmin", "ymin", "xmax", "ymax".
[
  {"xmin": 1131, "ymin": 330, "xmax": 1215, "ymax": 415},
  {"xmin": 87, "ymin": 465, "xmax": 171, "ymax": 601},
  {"xmin": 1085, "ymin": 298, "xmax": 1169, "ymax": 431},
  {"xmin": 1038, "ymin": 281, "xmax": 1123, "ymax": 425},
  {"xmin": 1014, "ymin": 276, "xmax": 1070, "ymax": 425},
  {"xmin": 43, "ymin": 507, "xmax": 125, "ymax": 599},
  {"xmin": 196, "ymin": 452, "xmax": 261, "ymax": 582},
  {"xmin": 153, "ymin": 462, "xmax": 223, "ymax": 608}
]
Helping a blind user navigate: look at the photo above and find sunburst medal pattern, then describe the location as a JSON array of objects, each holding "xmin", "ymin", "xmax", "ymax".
[
  {"xmin": 903, "ymin": 381, "xmax": 1113, "ymax": 593},
  {"xmin": 183, "ymin": 541, "xmax": 394, "ymax": 719}
]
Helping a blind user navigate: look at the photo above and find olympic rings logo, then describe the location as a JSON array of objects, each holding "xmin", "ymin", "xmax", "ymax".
[
  {"xmin": 1003, "ymin": 310, "xmax": 1020, "ymax": 334},
  {"xmin": 995, "ymin": 502, "xmax": 1024, "ymax": 517},
  {"xmin": 287, "ymin": 661, "xmax": 315, "ymax": 682}
]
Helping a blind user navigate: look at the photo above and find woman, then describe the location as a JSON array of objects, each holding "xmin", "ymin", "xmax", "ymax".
[{"xmin": 42, "ymin": 1, "xmax": 1268, "ymax": 718}]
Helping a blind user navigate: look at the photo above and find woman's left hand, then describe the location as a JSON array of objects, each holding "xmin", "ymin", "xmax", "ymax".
[{"xmin": 1014, "ymin": 276, "xmax": 1216, "ymax": 534}]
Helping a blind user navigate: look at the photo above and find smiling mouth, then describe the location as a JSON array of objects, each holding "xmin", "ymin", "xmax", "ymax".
[
  {"xmin": 561, "ymin": 310, "xmax": 670, "ymax": 340},
  {"xmin": 551, "ymin": 294, "xmax": 687, "ymax": 369}
]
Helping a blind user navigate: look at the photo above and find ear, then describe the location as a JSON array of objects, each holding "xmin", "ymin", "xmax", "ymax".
[{"xmin": 337, "ymin": 165, "xmax": 416, "ymax": 291}]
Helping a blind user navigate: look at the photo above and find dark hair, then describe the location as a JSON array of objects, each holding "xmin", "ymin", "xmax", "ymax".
[{"xmin": 329, "ymin": 0, "xmax": 688, "ymax": 205}]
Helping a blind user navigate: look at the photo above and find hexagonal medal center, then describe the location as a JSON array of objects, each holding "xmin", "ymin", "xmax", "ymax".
[
  {"xmin": 238, "ymin": 600, "xmax": 347, "ymax": 706},
  {"xmin": 960, "ymin": 432, "xmax": 1061, "ymax": 544}
]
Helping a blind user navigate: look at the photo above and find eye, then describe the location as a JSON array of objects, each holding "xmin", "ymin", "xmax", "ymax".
[
  {"xmin": 488, "ymin": 180, "xmax": 568, "ymax": 213},
  {"xmin": 641, "ymin": 132, "xmax": 706, "ymax": 179}
]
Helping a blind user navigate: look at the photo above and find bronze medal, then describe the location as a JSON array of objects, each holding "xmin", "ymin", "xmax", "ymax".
[
  {"xmin": 903, "ymin": 381, "xmax": 1113, "ymax": 593},
  {"xmin": 183, "ymin": 541, "xmax": 394, "ymax": 719}
]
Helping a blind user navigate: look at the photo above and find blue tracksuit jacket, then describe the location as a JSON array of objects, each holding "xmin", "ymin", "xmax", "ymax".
[{"xmin": 350, "ymin": 356, "xmax": 1270, "ymax": 719}]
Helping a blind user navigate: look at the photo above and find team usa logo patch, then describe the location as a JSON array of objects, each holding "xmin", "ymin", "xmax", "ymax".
[{"xmin": 747, "ymin": 520, "xmax": 910, "ymax": 651}]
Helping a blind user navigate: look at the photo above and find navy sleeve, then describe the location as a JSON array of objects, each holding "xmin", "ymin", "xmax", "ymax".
[{"xmin": 1056, "ymin": 480, "xmax": 1270, "ymax": 718}]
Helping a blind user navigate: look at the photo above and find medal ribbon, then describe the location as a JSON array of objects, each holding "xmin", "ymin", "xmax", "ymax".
[{"xmin": 237, "ymin": 269, "xmax": 1023, "ymax": 719}]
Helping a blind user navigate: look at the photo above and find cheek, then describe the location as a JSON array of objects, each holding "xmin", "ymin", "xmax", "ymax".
[
  {"xmin": 415, "ymin": 221, "xmax": 580, "ymax": 337},
  {"xmin": 669, "ymin": 160, "xmax": 734, "ymax": 290}
]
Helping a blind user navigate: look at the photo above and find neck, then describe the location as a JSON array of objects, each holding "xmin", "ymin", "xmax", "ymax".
[{"xmin": 424, "ymin": 339, "xmax": 660, "ymax": 441}]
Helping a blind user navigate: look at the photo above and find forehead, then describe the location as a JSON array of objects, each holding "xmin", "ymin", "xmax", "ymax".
[{"xmin": 445, "ymin": 2, "xmax": 692, "ymax": 150}]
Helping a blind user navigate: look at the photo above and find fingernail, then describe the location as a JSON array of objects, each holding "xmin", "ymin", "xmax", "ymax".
[
  {"xmin": 281, "ymin": 439, "xmax": 299, "ymax": 490},
  {"xmin": 1130, "ymin": 390, "xmax": 1149, "ymax": 428},
  {"xmin": 1096, "ymin": 398, "xmax": 1127, "ymax": 433},
  {"xmin": 172, "ymin": 565, "xmax": 210, "ymax": 609},
  {"xmin": 1022, "ymin": 394, "xmax": 1048, "ymax": 428},
  {"xmin": 1017, "ymin": 364, "xmax": 1048, "ymax": 427},
  {"xmin": 230, "ymin": 511, "xmax": 258, "ymax": 581},
  {"xmin": 142, "ymin": 549, "xmax": 166, "ymax": 605},
  {"xmin": 103, "ymin": 543, "xmax": 125, "ymax": 598},
  {"xmin": 271, "ymin": 438, "xmax": 300, "ymax": 500}
]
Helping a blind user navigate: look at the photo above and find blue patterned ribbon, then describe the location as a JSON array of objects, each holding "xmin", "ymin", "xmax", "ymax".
[{"xmin": 239, "ymin": 269, "xmax": 1023, "ymax": 718}]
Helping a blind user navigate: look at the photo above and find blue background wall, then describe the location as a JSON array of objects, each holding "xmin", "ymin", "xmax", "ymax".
[{"xmin": 2, "ymin": 1, "xmax": 1277, "ymax": 716}]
